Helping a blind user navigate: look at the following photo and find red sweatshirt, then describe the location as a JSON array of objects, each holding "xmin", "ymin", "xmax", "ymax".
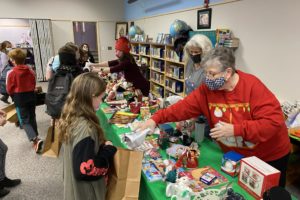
[
  {"xmin": 152, "ymin": 70, "xmax": 290, "ymax": 162},
  {"xmin": 6, "ymin": 65, "xmax": 36, "ymax": 106}
]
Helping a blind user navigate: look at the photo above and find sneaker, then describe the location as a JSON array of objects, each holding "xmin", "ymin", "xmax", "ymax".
[
  {"xmin": 0, "ymin": 96, "xmax": 10, "ymax": 104},
  {"xmin": 0, "ymin": 177, "xmax": 21, "ymax": 188},
  {"xmin": 33, "ymin": 138, "xmax": 43, "ymax": 153},
  {"xmin": 0, "ymin": 188, "xmax": 9, "ymax": 198}
]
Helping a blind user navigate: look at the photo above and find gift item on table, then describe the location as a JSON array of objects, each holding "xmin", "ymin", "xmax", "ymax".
[
  {"xmin": 221, "ymin": 151, "xmax": 244, "ymax": 177},
  {"xmin": 165, "ymin": 181, "xmax": 193, "ymax": 200},
  {"xmin": 129, "ymin": 100, "xmax": 142, "ymax": 114},
  {"xmin": 124, "ymin": 128, "xmax": 151, "ymax": 149},
  {"xmin": 109, "ymin": 111, "xmax": 138, "ymax": 124},
  {"xmin": 200, "ymin": 172, "xmax": 217, "ymax": 185},
  {"xmin": 166, "ymin": 144, "xmax": 187, "ymax": 158},
  {"xmin": 142, "ymin": 161, "xmax": 163, "ymax": 182},
  {"xmin": 140, "ymin": 106, "xmax": 151, "ymax": 120},
  {"xmin": 238, "ymin": 156, "xmax": 280, "ymax": 199},
  {"xmin": 106, "ymin": 99, "xmax": 127, "ymax": 107},
  {"xmin": 159, "ymin": 123, "xmax": 174, "ymax": 135},
  {"xmin": 189, "ymin": 166, "xmax": 228, "ymax": 189},
  {"xmin": 102, "ymin": 107, "xmax": 118, "ymax": 114},
  {"xmin": 181, "ymin": 134, "xmax": 193, "ymax": 146},
  {"xmin": 158, "ymin": 130, "xmax": 170, "ymax": 150}
]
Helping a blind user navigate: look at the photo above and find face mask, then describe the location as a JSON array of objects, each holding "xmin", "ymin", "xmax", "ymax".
[
  {"xmin": 205, "ymin": 76, "xmax": 226, "ymax": 90},
  {"xmin": 6, "ymin": 48, "xmax": 12, "ymax": 52},
  {"xmin": 191, "ymin": 54, "xmax": 201, "ymax": 64}
]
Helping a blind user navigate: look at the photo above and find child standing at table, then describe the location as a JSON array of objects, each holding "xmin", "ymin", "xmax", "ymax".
[{"xmin": 58, "ymin": 72, "xmax": 117, "ymax": 200}]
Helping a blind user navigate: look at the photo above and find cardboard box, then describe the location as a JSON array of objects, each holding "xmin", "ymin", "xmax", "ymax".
[
  {"xmin": 221, "ymin": 151, "xmax": 244, "ymax": 177},
  {"xmin": 238, "ymin": 156, "xmax": 280, "ymax": 199}
]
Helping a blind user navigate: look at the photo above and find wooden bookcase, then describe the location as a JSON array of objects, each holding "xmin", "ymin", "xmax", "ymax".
[{"xmin": 130, "ymin": 41, "xmax": 186, "ymax": 98}]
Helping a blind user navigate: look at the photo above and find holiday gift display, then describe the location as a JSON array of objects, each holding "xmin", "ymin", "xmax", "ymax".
[
  {"xmin": 238, "ymin": 156, "xmax": 280, "ymax": 199},
  {"xmin": 109, "ymin": 111, "xmax": 138, "ymax": 124}
]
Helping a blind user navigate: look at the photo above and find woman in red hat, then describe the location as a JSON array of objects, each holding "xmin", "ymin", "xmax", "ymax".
[{"xmin": 88, "ymin": 37, "xmax": 150, "ymax": 96}]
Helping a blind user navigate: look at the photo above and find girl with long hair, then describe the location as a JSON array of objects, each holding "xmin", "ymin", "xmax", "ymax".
[{"xmin": 58, "ymin": 72, "xmax": 116, "ymax": 200}]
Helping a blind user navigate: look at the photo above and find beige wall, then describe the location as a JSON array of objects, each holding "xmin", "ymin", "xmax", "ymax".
[
  {"xmin": 0, "ymin": 0, "xmax": 124, "ymax": 60},
  {"xmin": 0, "ymin": 0, "xmax": 124, "ymax": 21},
  {"xmin": 133, "ymin": 0, "xmax": 300, "ymax": 102}
]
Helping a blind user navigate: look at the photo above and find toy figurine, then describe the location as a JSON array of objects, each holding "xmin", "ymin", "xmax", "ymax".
[{"xmin": 186, "ymin": 149, "xmax": 198, "ymax": 168}]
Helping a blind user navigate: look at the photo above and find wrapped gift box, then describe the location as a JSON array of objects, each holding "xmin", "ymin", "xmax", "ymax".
[{"xmin": 238, "ymin": 156, "xmax": 280, "ymax": 199}]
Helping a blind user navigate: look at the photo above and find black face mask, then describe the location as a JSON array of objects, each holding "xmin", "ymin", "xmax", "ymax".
[{"xmin": 191, "ymin": 54, "xmax": 201, "ymax": 64}]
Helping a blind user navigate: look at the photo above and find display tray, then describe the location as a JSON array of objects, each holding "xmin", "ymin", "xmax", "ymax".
[{"xmin": 109, "ymin": 111, "xmax": 138, "ymax": 124}]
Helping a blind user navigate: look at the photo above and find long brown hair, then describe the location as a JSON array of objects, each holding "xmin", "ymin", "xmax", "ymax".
[{"xmin": 58, "ymin": 72, "xmax": 107, "ymax": 144}]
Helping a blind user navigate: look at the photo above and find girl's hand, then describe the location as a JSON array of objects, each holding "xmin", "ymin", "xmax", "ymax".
[
  {"xmin": 105, "ymin": 141, "xmax": 113, "ymax": 146},
  {"xmin": 209, "ymin": 121, "xmax": 234, "ymax": 141}
]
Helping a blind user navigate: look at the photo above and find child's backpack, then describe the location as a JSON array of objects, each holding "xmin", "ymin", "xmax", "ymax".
[
  {"xmin": 0, "ymin": 64, "xmax": 13, "ymax": 95},
  {"xmin": 45, "ymin": 66, "xmax": 75, "ymax": 119}
]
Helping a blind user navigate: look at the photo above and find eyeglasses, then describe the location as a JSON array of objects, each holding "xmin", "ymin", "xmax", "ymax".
[{"xmin": 204, "ymin": 70, "xmax": 225, "ymax": 79}]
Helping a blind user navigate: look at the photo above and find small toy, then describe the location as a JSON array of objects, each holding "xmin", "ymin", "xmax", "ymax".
[
  {"xmin": 221, "ymin": 151, "xmax": 244, "ymax": 177},
  {"xmin": 200, "ymin": 172, "xmax": 217, "ymax": 185}
]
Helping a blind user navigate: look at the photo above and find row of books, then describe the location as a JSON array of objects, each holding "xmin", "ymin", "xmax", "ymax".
[
  {"xmin": 165, "ymin": 49, "xmax": 183, "ymax": 62},
  {"xmin": 166, "ymin": 65, "xmax": 184, "ymax": 80},
  {"xmin": 152, "ymin": 85, "xmax": 164, "ymax": 98},
  {"xmin": 151, "ymin": 72, "xmax": 164, "ymax": 85},
  {"xmin": 140, "ymin": 46, "xmax": 150, "ymax": 55},
  {"xmin": 216, "ymin": 28, "xmax": 239, "ymax": 48},
  {"xmin": 150, "ymin": 47, "xmax": 164, "ymax": 58},
  {"xmin": 165, "ymin": 78, "xmax": 184, "ymax": 93},
  {"xmin": 152, "ymin": 60, "xmax": 165, "ymax": 72}
]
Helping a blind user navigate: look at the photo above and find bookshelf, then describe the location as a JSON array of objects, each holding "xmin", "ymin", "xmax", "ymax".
[{"xmin": 130, "ymin": 41, "xmax": 186, "ymax": 98}]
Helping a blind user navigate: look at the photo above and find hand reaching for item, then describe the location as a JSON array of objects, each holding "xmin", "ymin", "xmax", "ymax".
[
  {"xmin": 209, "ymin": 121, "xmax": 234, "ymax": 141},
  {"xmin": 133, "ymin": 119, "xmax": 157, "ymax": 133}
]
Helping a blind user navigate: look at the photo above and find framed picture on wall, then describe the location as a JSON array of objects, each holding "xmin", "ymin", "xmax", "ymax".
[
  {"xmin": 197, "ymin": 8, "xmax": 212, "ymax": 29},
  {"xmin": 115, "ymin": 22, "xmax": 128, "ymax": 40}
]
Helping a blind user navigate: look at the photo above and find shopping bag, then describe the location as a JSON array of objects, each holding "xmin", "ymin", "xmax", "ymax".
[
  {"xmin": 1, "ymin": 103, "xmax": 18, "ymax": 123},
  {"xmin": 42, "ymin": 119, "xmax": 61, "ymax": 158},
  {"xmin": 106, "ymin": 147, "xmax": 143, "ymax": 200}
]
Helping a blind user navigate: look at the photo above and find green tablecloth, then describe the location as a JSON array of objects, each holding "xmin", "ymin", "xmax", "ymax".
[{"xmin": 96, "ymin": 105, "xmax": 295, "ymax": 200}]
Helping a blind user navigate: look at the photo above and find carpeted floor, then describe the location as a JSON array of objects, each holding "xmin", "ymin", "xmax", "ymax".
[
  {"xmin": 0, "ymin": 82, "xmax": 299, "ymax": 200},
  {"xmin": 0, "ymin": 82, "xmax": 63, "ymax": 200}
]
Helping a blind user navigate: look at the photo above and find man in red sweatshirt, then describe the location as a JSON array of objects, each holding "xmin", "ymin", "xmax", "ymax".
[
  {"xmin": 6, "ymin": 48, "xmax": 43, "ymax": 153},
  {"xmin": 137, "ymin": 47, "xmax": 290, "ymax": 187}
]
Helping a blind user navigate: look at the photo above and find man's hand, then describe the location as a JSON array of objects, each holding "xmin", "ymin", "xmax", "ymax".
[{"xmin": 209, "ymin": 121, "xmax": 234, "ymax": 141}]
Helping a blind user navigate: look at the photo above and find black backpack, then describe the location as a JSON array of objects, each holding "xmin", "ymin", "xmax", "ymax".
[{"xmin": 45, "ymin": 66, "xmax": 75, "ymax": 119}]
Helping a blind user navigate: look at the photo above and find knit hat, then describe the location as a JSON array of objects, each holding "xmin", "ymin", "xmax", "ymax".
[{"xmin": 115, "ymin": 37, "xmax": 130, "ymax": 53}]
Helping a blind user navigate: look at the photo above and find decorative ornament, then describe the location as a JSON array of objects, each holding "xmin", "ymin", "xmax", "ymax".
[{"xmin": 214, "ymin": 107, "xmax": 223, "ymax": 117}]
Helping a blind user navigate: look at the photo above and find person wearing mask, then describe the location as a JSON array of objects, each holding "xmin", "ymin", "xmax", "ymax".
[
  {"xmin": 58, "ymin": 73, "xmax": 117, "ymax": 200},
  {"xmin": 135, "ymin": 47, "xmax": 291, "ymax": 187},
  {"xmin": 0, "ymin": 41, "xmax": 13, "ymax": 103},
  {"xmin": 78, "ymin": 43, "xmax": 95, "ymax": 69},
  {"xmin": 0, "ymin": 110, "xmax": 21, "ymax": 198},
  {"xmin": 183, "ymin": 34, "xmax": 212, "ymax": 95},
  {"xmin": 88, "ymin": 37, "xmax": 150, "ymax": 96}
]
